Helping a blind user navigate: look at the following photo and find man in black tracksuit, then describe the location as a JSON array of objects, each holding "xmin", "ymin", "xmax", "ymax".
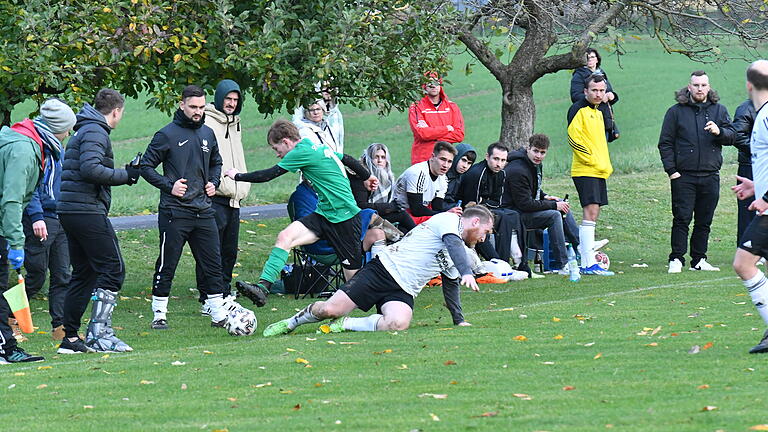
[
  {"xmin": 141, "ymin": 85, "xmax": 248, "ymax": 331},
  {"xmin": 57, "ymin": 89, "xmax": 140, "ymax": 354},
  {"xmin": 733, "ymin": 99, "xmax": 757, "ymax": 244},
  {"xmin": 658, "ymin": 70, "xmax": 735, "ymax": 272},
  {"xmin": 456, "ymin": 142, "xmax": 528, "ymax": 273}
]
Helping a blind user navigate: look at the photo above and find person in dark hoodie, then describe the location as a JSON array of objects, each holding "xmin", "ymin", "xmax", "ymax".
[
  {"xmin": 22, "ymin": 99, "xmax": 78, "ymax": 343},
  {"xmin": 732, "ymin": 99, "xmax": 756, "ymax": 245},
  {"xmin": 141, "ymin": 85, "xmax": 252, "ymax": 331},
  {"xmin": 456, "ymin": 142, "xmax": 528, "ymax": 274},
  {"xmin": 570, "ymin": 48, "xmax": 620, "ymax": 142},
  {"xmin": 659, "ymin": 70, "xmax": 736, "ymax": 273},
  {"xmin": 504, "ymin": 134, "xmax": 580, "ymax": 272},
  {"xmin": 57, "ymin": 89, "xmax": 139, "ymax": 355},
  {"xmin": 0, "ymin": 98, "xmax": 75, "ymax": 363},
  {"xmin": 195, "ymin": 80, "xmax": 252, "ymax": 312},
  {"xmin": 444, "ymin": 142, "xmax": 477, "ymax": 208}
]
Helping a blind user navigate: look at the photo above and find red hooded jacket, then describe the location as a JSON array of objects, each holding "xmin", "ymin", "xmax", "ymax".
[{"xmin": 408, "ymin": 86, "xmax": 465, "ymax": 164}]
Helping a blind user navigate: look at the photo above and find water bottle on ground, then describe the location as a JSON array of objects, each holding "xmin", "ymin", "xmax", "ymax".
[{"xmin": 567, "ymin": 243, "xmax": 580, "ymax": 282}]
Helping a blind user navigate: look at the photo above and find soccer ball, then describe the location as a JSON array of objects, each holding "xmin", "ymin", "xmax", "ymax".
[
  {"xmin": 482, "ymin": 258, "xmax": 515, "ymax": 281},
  {"xmin": 594, "ymin": 251, "xmax": 610, "ymax": 270},
  {"xmin": 224, "ymin": 308, "xmax": 257, "ymax": 336}
]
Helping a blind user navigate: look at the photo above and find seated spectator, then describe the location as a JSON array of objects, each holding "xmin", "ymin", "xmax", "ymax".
[
  {"xmin": 393, "ymin": 141, "xmax": 461, "ymax": 225},
  {"xmin": 445, "ymin": 143, "xmax": 477, "ymax": 207},
  {"xmin": 292, "ymin": 83, "xmax": 344, "ymax": 152},
  {"xmin": 456, "ymin": 142, "xmax": 528, "ymax": 273},
  {"xmin": 504, "ymin": 134, "xmax": 580, "ymax": 272},
  {"xmin": 294, "ymin": 99, "xmax": 340, "ymax": 152},
  {"xmin": 349, "ymin": 143, "xmax": 416, "ymax": 233}
]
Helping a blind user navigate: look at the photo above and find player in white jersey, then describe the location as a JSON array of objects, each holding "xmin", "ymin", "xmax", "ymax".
[
  {"xmin": 262, "ymin": 206, "xmax": 494, "ymax": 336},
  {"xmin": 731, "ymin": 60, "xmax": 768, "ymax": 354}
]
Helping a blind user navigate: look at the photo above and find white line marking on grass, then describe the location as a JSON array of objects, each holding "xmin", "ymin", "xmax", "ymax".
[{"xmin": 467, "ymin": 276, "xmax": 736, "ymax": 315}]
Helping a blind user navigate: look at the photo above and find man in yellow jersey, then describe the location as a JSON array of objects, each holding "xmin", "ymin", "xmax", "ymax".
[{"xmin": 567, "ymin": 73, "xmax": 614, "ymax": 276}]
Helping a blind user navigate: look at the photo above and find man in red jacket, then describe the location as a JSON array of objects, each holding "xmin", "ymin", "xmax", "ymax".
[{"xmin": 408, "ymin": 73, "xmax": 465, "ymax": 164}]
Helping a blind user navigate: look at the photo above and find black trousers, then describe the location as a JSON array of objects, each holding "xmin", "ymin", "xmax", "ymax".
[
  {"xmin": 195, "ymin": 200, "xmax": 238, "ymax": 301},
  {"xmin": 22, "ymin": 214, "xmax": 70, "ymax": 328},
  {"xmin": 153, "ymin": 208, "xmax": 225, "ymax": 299},
  {"xmin": 475, "ymin": 208, "xmax": 527, "ymax": 268},
  {"xmin": 737, "ymin": 163, "xmax": 755, "ymax": 246},
  {"xmin": 59, "ymin": 213, "xmax": 125, "ymax": 339},
  {"xmin": 0, "ymin": 236, "xmax": 15, "ymax": 354},
  {"xmin": 382, "ymin": 210, "xmax": 416, "ymax": 233},
  {"xmin": 669, "ymin": 172, "xmax": 720, "ymax": 265}
]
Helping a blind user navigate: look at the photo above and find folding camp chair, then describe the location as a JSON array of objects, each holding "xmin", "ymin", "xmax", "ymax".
[{"xmin": 286, "ymin": 182, "xmax": 375, "ymax": 299}]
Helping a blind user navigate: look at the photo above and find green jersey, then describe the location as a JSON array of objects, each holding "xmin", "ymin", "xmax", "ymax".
[{"xmin": 278, "ymin": 138, "xmax": 360, "ymax": 223}]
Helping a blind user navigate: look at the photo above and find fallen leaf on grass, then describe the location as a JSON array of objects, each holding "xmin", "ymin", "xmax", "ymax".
[
  {"xmin": 701, "ymin": 405, "xmax": 717, "ymax": 411},
  {"xmin": 227, "ymin": 397, "xmax": 237, "ymax": 402},
  {"xmin": 319, "ymin": 325, "xmax": 331, "ymax": 334},
  {"xmin": 7, "ymin": 384, "xmax": 15, "ymax": 389},
  {"xmin": 13, "ymin": 373, "xmax": 24, "ymax": 376},
  {"xmin": 396, "ymin": 364, "xmax": 408, "ymax": 370},
  {"xmin": 202, "ymin": 350, "xmax": 213, "ymax": 355},
  {"xmin": 749, "ymin": 425, "xmax": 768, "ymax": 430},
  {"xmin": 474, "ymin": 411, "xmax": 498, "ymax": 418},
  {"xmin": 171, "ymin": 361, "xmax": 186, "ymax": 366},
  {"xmin": 593, "ymin": 352, "xmax": 603, "ymax": 360},
  {"xmin": 36, "ymin": 384, "xmax": 48, "ymax": 389},
  {"xmin": 552, "ymin": 317, "xmax": 561, "ymax": 322},
  {"xmin": 444, "ymin": 360, "xmax": 456, "ymax": 366},
  {"xmin": 513, "ymin": 393, "xmax": 532, "ymax": 400},
  {"xmin": 702, "ymin": 342, "xmax": 714, "ymax": 350},
  {"xmin": 140, "ymin": 380, "xmax": 155, "ymax": 385},
  {"xmin": 553, "ymin": 335, "xmax": 564, "ymax": 340},
  {"xmin": 429, "ymin": 413, "xmax": 440, "ymax": 421},
  {"xmin": 252, "ymin": 382, "xmax": 272, "ymax": 388},
  {"xmin": 562, "ymin": 386, "xmax": 575, "ymax": 391},
  {"xmin": 449, "ymin": 380, "xmax": 458, "ymax": 385},
  {"xmin": 286, "ymin": 348, "xmax": 297, "ymax": 352},
  {"xmin": 279, "ymin": 389, "xmax": 293, "ymax": 394},
  {"xmin": 373, "ymin": 349, "xmax": 393, "ymax": 355},
  {"xmin": 305, "ymin": 337, "xmax": 316, "ymax": 341},
  {"xmin": 651, "ymin": 326, "xmax": 662, "ymax": 336},
  {"xmin": 688, "ymin": 345, "xmax": 701, "ymax": 354},
  {"xmin": 181, "ymin": 384, "xmax": 187, "ymax": 390},
  {"xmin": 513, "ymin": 335, "xmax": 528, "ymax": 341},
  {"xmin": 292, "ymin": 404, "xmax": 301, "ymax": 410},
  {"xmin": 646, "ymin": 342, "xmax": 658, "ymax": 347},
  {"xmin": 295, "ymin": 358, "xmax": 309, "ymax": 365},
  {"xmin": 37, "ymin": 366, "xmax": 52, "ymax": 370},
  {"xmin": 697, "ymin": 384, "xmax": 710, "ymax": 390},
  {"xmin": 83, "ymin": 405, "xmax": 94, "ymax": 409},
  {"xmin": 423, "ymin": 304, "xmax": 432, "ymax": 309},
  {"xmin": 339, "ymin": 342, "xmax": 359, "ymax": 345}
]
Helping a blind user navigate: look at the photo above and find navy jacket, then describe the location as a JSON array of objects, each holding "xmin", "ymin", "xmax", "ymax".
[
  {"xmin": 141, "ymin": 109, "xmax": 222, "ymax": 215},
  {"xmin": 58, "ymin": 104, "xmax": 130, "ymax": 215},
  {"xmin": 658, "ymin": 88, "xmax": 735, "ymax": 176}
]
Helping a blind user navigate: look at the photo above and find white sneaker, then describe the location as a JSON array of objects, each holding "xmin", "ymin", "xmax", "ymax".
[
  {"xmin": 592, "ymin": 239, "xmax": 609, "ymax": 251},
  {"xmin": 690, "ymin": 259, "xmax": 720, "ymax": 271},
  {"xmin": 668, "ymin": 258, "xmax": 683, "ymax": 274}
]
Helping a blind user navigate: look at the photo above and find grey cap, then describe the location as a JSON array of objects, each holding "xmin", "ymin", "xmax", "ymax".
[{"xmin": 40, "ymin": 98, "xmax": 76, "ymax": 134}]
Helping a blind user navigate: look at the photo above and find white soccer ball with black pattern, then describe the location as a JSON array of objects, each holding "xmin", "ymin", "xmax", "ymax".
[{"xmin": 224, "ymin": 308, "xmax": 257, "ymax": 336}]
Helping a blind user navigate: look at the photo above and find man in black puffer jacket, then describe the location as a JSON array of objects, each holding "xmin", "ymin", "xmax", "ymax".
[
  {"xmin": 57, "ymin": 89, "xmax": 140, "ymax": 355},
  {"xmin": 141, "ymin": 85, "xmax": 251, "ymax": 332},
  {"xmin": 658, "ymin": 70, "xmax": 736, "ymax": 273},
  {"xmin": 733, "ymin": 99, "xmax": 757, "ymax": 245}
]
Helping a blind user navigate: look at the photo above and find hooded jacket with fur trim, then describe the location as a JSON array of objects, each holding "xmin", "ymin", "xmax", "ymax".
[{"xmin": 658, "ymin": 87, "xmax": 735, "ymax": 176}]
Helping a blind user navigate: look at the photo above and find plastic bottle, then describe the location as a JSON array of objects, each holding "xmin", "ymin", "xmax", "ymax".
[
  {"xmin": 567, "ymin": 243, "xmax": 580, "ymax": 282},
  {"xmin": 534, "ymin": 250, "xmax": 543, "ymax": 273}
]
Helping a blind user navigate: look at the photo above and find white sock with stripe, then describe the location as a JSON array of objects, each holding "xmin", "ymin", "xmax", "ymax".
[{"xmin": 744, "ymin": 272, "xmax": 768, "ymax": 326}]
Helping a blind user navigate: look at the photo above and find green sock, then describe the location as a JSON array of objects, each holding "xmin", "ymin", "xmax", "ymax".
[{"xmin": 259, "ymin": 247, "xmax": 290, "ymax": 283}]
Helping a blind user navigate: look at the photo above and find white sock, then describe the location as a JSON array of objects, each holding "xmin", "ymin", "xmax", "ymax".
[
  {"xmin": 152, "ymin": 296, "xmax": 168, "ymax": 321},
  {"xmin": 579, "ymin": 221, "xmax": 596, "ymax": 267},
  {"xmin": 370, "ymin": 240, "xmax": 386, "ymax": 258},
  {"xmin": 510, "ymin": 231, "xmax": 522, "ymax": 266},
  {"xmin": 204, "ymin": 294, "xmax": 226, "ymax": 322},
  {"xmin": 342, "ymin": 314, "xmax": 382, "ymax": 332},
  {"xmin": 288, "ymin": 303, "xmax": 321, "ymax": 330},
  {"xmin": 744, "ymin": 272, "xmax": 768, "ymax": 326}
]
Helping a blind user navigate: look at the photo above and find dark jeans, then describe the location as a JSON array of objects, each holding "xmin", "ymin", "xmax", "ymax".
[
  {"xmin": 23, "ymin": 214, "xmax": 70, "ymax": 328},
  {"xmin": 475, "ymin": 208, "xmax": 526, "ymax": 267},
  {"xmin": 382, "ymin": 210, "xmax": 416, "ymax": 233},
  {"xmin": 522, "ymin": 210, "xmax": 567, "ymax": 269},
  {"xmin": 669, "ymin": 172, "xmax": 720, "ymax": 265},
  {"xmin": 195, "ymin": 200, "xmax": 238, "ymax": 301},
  {"xmin": 737, "ymin": 164, "xmax": 755, "ymax": 246},
  {"xmin": 0, "ymin": 236, "xmax": 14, "ymax": 354},
  {"xmin": 153, "ymin": 208, "xmax": 225, "ymax": 298},
  {"xmin": 59, "ymin": 213, "xmax": 125, "ymax": 338}
]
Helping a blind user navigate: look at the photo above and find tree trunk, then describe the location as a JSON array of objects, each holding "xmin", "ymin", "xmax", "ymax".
[
  {"xmin": 499, "ymin": 83, "xmax": 535, "ymax": 150},
  {"xmin": 1, "ymin": 108, "xmax": 11, "ymax": 127}
]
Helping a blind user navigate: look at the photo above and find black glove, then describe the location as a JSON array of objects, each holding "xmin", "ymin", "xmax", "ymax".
[{"xmin": 125, "ymin": 164, "xmax": 141, "ymax": 185}]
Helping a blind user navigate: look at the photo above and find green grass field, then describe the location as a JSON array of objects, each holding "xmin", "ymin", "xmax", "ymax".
[
  {"xmin": 3, "ymin": 37, "xmax": 768, "ymax": 431},
  {"xmin": 3, "ymin": 168, "xmax": 767, "ymax": 431}
]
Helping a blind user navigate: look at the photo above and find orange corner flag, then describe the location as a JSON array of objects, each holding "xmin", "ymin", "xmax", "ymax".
[{"xmin": 3, "ymin": 278, "xmax": 33, "ymax": 333}]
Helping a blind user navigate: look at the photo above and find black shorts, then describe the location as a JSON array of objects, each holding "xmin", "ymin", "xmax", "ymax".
[
  {"xmin": 739, "ymin": 215, "xmax": 768, "ymax": 259},
  {"xmin": 340, "ymin": 257, "xmax": 414, "ymax": 312},
  {"xmin": 573, "ymin": 176, "xmax": 609, "ymax": 207},
  {"xmin": 299, "ymin": 212, "xmax": 364, "ymax": 270}
]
